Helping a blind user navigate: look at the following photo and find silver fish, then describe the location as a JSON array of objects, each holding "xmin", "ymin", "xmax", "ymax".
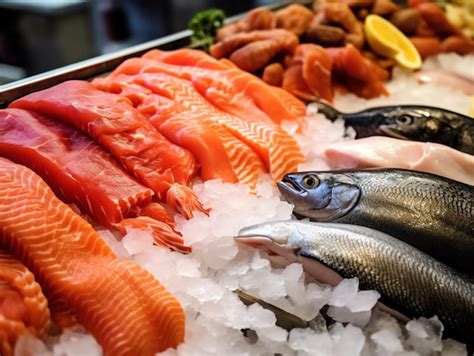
[
  {"xmin": 277, "ymin": 169, "xmax": 474, "ymax": 276},
  {"xmin": 236, "ymin": 220, "xmax": 474, "ymax": 346}
]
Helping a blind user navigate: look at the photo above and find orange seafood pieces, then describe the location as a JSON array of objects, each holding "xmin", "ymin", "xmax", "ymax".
[
  {"xmin": 283, "ymin": 44, "xmax": 334, "ymax": 102},
  {"xmin": 10, "ymin": 81, "xmax": 196, "ymax": 195},
  {"xmin": 135, "ymin": 73, "xmax": 267, "ymax": 188},
  {"xmin": 145, "ymin": 49, "xmax": 307, "ymax": 124},
  {"xmin": 0, "ymin": 108, "xmax": 154, "ymax": 229},
  {"xmin": 0, "ymin": 108, "xmax": 188, "ymax": 252},
  {"xmin": 209, "ymin": 29, "xmax": 299, "ymax": 72},
  {"xmin": 0, "ymin": 158, "xmax": 185, "ymax": 355},
  {"xmin": 0, "ymin": 249, "xmax": 50, "ymax": 356},
  {"xmin": 327, "ymin": 44, "xmax": 388, "ymax": 99},
  {"xmin": 111, "ymin": 55, "xmax": 304, "ymax": 181}
]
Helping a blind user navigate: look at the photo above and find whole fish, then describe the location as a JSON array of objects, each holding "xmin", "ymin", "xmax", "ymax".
[
  {"xmin": 316, "ymin": 101, "xmax": 474, "ymax": 155},
  {"xmin": 277, "ymin": 169, "xmax": 474, "ymax": 275},
  {"xmin": 236, "ymin": 220, "xmax": 474, "ymax": 346}
]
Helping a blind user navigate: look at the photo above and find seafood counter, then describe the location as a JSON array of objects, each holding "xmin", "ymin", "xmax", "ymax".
[{"xmin": 0, "ymin": 1, "xmax": 473, "ymax": 356}]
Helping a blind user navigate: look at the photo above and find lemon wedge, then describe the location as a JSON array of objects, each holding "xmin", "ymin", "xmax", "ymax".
[
  {"xmin": 365, "ymin": 14, "xmax": 422, "ymax": 70},
  {"xmin": 468, "ymin": 96, "xmax": 474, "ymax": 118}
]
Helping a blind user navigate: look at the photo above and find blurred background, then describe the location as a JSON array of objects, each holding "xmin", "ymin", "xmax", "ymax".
[{"xmin": 0, "ymin": 0, "xmax": 279, "ymax": 85}]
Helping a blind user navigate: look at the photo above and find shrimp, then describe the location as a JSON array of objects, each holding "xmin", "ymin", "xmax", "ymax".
[
  {"xmin": 274, "ymin": 4, "xmax": 314, "ymax": 36},
  {"xmin": 314, "ymin": 2, "xmax": 365, "ymax": 49}
]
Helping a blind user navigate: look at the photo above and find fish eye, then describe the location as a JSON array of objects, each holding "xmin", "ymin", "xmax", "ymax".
[
  {"xmin": 302, "ymin": 175, "xmax": 319, "ymax": 189},
  {"xmin": 396, "ymin": 115, "xmax": 414, "ymax": 126}
]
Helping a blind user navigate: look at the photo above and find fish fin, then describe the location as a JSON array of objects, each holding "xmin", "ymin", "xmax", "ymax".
[
  {"xmin": 117, "ymin": 217, "xmax": 191, "ymax": 253},
  {"xmin": 166, "ymin": 184, "xmax": 209, "ymax": 219}
]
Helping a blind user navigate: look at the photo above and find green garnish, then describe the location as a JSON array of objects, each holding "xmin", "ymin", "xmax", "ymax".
[{"xmin": 188, "ymin": 9, "xmax": 226, "ymax": 51}]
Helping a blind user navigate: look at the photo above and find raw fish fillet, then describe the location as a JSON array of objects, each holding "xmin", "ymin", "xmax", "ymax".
[
  {"xmin": 0, "ymin": 158, "xmax": 185, "ymax": 354},
  {"xmin": 101, "ymin": 58, "xmax": 304, "ymax": 180},
  {"xmin": 134, "ymin": 73, "xmax": 268, "ymax": 187},
  {"xmin": 0, "ymin": 108, "xmax": 153, "ymax": 229},
  {"xmin": 324, "ymin": 136, "xmax": 474, "ymax": 185},
  {"xmin": 96, "ymin": 73, "xmax": 240, "ymax": 184},
  {"xmin": 9, "ymin": 81, "xmax": 196, "ymax": 195},
  {"xmin": 143, "ymin": 49, "xmax": 307, "ymax": 124},
  {"xmin": 0, "ymin": 249, "xmax": 50, "ymax": 356}
]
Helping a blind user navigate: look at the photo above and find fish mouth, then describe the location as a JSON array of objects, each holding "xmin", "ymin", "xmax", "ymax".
[
  {"xmin": 234, "ymin": 235, "xmax": 299, "ymax": 266},
  {"xmin": 379, "ymin": 126, "xmax": 409, "ymax": 140},
  {"xmin": 277, "ymin": 176, "xmax": 304, "ymax": 195}
]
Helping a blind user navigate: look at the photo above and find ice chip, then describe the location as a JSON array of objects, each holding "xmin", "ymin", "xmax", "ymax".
[
  {"xmin": 405, "ymin": 317, "xmax": 444, "ymax": 354},
  {"xmin": 328, "ymin": 306, "xmax": 372, "ymax": 327},
  {"xmin": 15, "ymin": 333, "xmax": 52, "ymax": 356},
  {"xmin": 176, "ymin": 257, "xmax": 201, "ymax": 278},
  {"xmin": 347, "ymin": 290, "xmax": 380, "ymax": 312},
  {"xmin": 257, "ymin": 325, "xmax": 288, "ymax": 343},
  {"xmin": 329, "ymin": 278, "xmax": 359, "ymax": 307},
  {"xmin": 371, "ymin": 329, "xmax": 404, "ymax": 353},
  {"xmin": 98, "ymin": 230, "xmax": 130, "ymax": 259},
  {"xmin": 248, "ymin": 303, "xmax": 276, "ymax": 329},
  {"xmin": 332, "ymin": 324, "xmax": 366, "ymax": 356},
  {"xmin": 122, "ymin": 228, "xmax": 154, "ymax": 255}
]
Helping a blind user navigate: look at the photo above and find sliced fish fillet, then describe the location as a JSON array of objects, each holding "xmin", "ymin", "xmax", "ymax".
[
  {"xmin": 0, "ymin": 108, "xmax": 154, "ymax": 229},
  {"xmin": 0, "ymin": 248, "xmax": 51, "ymax": 356},
  {"xmin": 0, "ymin": 158, "xmax": 185, "ymax": 354},
  {"xmin": 144, "ymin": 49, "xmax": 307, "ymax": 124},
  {"xmin": 134, "ymin": 73, "xmax": 267, "ymax": 187},
  {"xmin": 324, "ymin": 136, "xmax": 474, "ymax": 185},
  {"xmin": 9, "ymin": 80, "xmax": 197, "ymax": 195},
  {"xmin": 0, "ymin": 108, "xmax": 188, "ymax": 252},
  {"xmin": 101, "ymin": 58, "xmax": 304, "ymax": 180}
]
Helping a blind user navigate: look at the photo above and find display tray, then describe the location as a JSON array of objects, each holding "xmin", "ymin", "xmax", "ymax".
[{"xmin": 0, "ymin": 0, "xmax": 309, "ymax": 106}]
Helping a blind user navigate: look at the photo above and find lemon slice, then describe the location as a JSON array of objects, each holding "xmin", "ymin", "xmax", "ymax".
[
  {"xmin": 468, "ymin": 96, "xmax": 474, "ymax": 118},
  {"xmin": 365, "ymin": 14, "xmax": 422, "ymax": 70}
]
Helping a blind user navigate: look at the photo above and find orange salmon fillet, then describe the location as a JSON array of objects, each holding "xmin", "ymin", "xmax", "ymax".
[
  {"xmin": 101, "ymin": 58, "xmax": 304, "ymax": 180},
  {"xmin": 145, "ymin": 49, "xmax": 306, "ymax": 124},
  {"xmin": 0, "ymin": 158, "xmax": 185, "ymax": 355},
  {"xmin": 0, "ymin": 249, "xmax": 51, "ymax": 356},
  {"xmin": 134, "ymin": 73, "xmax": 268, "ymax": 187}
]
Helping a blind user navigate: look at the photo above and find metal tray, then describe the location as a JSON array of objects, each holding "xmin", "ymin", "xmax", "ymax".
[{"xmin": 0, "ymin": 0, "xmax": 307, "ymax": 106}]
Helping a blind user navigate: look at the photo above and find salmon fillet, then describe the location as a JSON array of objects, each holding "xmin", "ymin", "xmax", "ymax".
[
  {"xmin": 100, "ymin": 58, "xmax": 304, "ymax": 180},
  {"xmin": 144, "ymin": 49, "xmax": 306, "ymax": 124},
  {"xmin": 134, "ymin": 73, "xmax": 268, "ymax": 187},
  {"xmin": 0, "ymin": 108, "xmax": 188, "ymax": 252},
  {"xmin": 0, "ymin": 158, "xmax": 185, "ymax": 355},
  {"xmin": 0, "ymin": 248, "xmax": 51, "ymax": 356}
]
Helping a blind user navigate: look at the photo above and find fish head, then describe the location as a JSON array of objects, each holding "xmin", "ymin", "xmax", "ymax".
[
  {"xmin": 236, "ymin": 221, "xmax": 345, "ymax": 286},
  {"xmin": 236, "ymin": 221, "xmax": 302, "ymax": 267},
  {"xmin": 277, "ymin": 172, "xmax": 360, "ymax": 222},
  {"xmin": 379, "ymin": 108, "xmax": 440, "ymax": 141}
]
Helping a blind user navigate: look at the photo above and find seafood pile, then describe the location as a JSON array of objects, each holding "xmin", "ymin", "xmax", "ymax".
[
  {"xmin": 205, "ymin": 0, "xmax": 474, "ymax": 101},
  {"xmin": 0, "ymin": 17, "xmax": 473, "ymax": 356}
]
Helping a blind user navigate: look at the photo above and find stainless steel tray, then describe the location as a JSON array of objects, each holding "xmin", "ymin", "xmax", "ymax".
[{"xmin": 0, "ymin": 0, "xmax": 306, "ymax": 106}]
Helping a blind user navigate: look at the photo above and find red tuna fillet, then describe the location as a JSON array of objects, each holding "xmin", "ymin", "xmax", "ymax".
[
  {"xmin": 0, "ymin": 108, "xmax": 153, "ymax": 229},
  {"xmin": 9, "ymin": 81, "xmax": 196, "ymax": 196}
]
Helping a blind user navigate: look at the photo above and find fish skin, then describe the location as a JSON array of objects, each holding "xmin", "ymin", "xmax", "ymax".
[
  {"xmin": 236, "ymin": 220, "xmax": 474, "ymax": 345},
  {"xmin": 278, "ymin": 169, "xmax": 474, "ymax": 275},
  {"xmin": 315, "ymin": 101, "xmax": 474, "ymax": 155}
]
